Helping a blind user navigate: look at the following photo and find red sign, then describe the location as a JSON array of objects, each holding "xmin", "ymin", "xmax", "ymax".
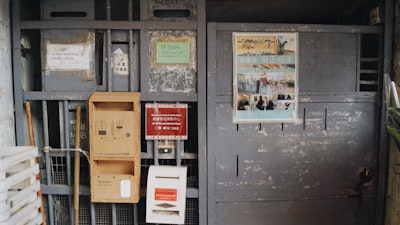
[
  {"xmin": 154, "ymin": 188, "xmax": 177, "ymax": 201},
  {"xmin": 145, "ymin": 103, "xmax": 188, "ymax": 140}
]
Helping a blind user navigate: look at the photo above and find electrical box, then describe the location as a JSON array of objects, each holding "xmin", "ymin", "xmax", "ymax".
[
  {"xmin": 146, "ymin": 165, "xmax": 187, "ymax": 224},
  {"xmin": 89, "ymin": 92, "xmax": 141, "ymax": 203}
]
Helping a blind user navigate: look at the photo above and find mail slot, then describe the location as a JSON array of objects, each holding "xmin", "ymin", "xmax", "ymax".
[{"xmin": 146, "ymin": 165, "xmax": 187, "ymax": 224}]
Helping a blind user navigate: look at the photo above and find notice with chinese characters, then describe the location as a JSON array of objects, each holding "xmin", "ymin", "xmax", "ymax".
[{"xmin": 145, "ymin": 103, "xmax": 188, "ymax": 140}]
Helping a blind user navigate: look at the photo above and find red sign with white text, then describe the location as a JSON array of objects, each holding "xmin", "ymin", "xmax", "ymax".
[
  {"xmin": 145, "ymin": 103, "xmax": 188, "ymax": 140},
  {"xmin": 154, "ymin": 188, "xmax": 177, "ymax": 201}
]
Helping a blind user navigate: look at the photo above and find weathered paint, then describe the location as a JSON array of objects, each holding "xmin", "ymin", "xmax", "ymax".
[
  {"xmin": 209, "ymin": 24, "xmax": 381, "ymax": 225},
  {"xmin": 0, "ymin": 0, "xmax": 15, "ymax": 146}
]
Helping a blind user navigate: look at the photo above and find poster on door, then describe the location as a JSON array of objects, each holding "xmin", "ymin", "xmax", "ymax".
[{"xmin": 232, "ymin": 32, "xmax": 299, "ymax": 123}]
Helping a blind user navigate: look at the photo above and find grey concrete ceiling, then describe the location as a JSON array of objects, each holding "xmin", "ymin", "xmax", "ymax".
[{"xmin": 206, "ymin": 0, "xmax": 382, "ymax": 24}]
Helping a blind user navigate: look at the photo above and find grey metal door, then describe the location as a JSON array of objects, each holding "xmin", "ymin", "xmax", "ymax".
[{"xmin": 207, "ymin": 22, "xmax": 383, "ymax": 225}]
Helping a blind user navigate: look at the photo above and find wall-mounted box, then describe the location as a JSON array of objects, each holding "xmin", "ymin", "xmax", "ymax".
[
  {"xmin": 89, "ymin": 92, "xmax": 141, "ymax": 203},
  {"xmin": 146, "ymin": 165, "xmax": 187, "ymax": 224},
  {"xmin": 91, "ymin": 161, "xmax": 138, "ymax": 203}
]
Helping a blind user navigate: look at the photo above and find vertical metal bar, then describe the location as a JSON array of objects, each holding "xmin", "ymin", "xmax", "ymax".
[
  {"xmin": 128, "ymin": 0, "xmax": 133, "ymax": 20},
  {"xmin": 133, "ymin": 204, "xmax": 138, "ymax": 225},
  {"xmin": 11, "ymin": 0, "xmax": 24, "ymax": 145},
  {"xmin": 43, "ymin": 100, "xmax": 55, "ymax": 225},
  {"xmin": 140, "ymin": 29, "xmax": 148, "ymax": 93},
  {"xmin": 196, "ymin": 1, "xmax": 208, "ymax": 223},
  {"xmin": 106, "ymin": 0, "xmax": 112, "ymax": 91},
  {"xmin": 206, "ymin": 22, "xmax": 218, "ymax": 225},
  {"xmin": 176, "ymin": 140, "xmax": 182, "ymax": 167},
  {"xmin": 58, "ymin": 101, "xmax": 65, "ymax": 148},
  {"xmin": 90, "ymin": 203, "xmax": 96, "ymax": 225},
  {"xmin": 63, "ymin": 101, "xmax": 74, "ymax": 225},
  {"xmin": 129, "ymin": 30, "xmax": 134, "ymax": 92},
  {"xmin": 140, "ymin": 0, "xmax": 149, "ymax": 21},
  {"xmin": 107, "ymin": 30, "xmax": 112, "ymax": 91},
  {"xmin": 128, "ymin": 0, "xmax": 134, "ymax": 92},
  {"xmin": 154, "ymin": 140, "xmax": 159, "ymax": 165},
  {"xmin": 106, "ymin": 0, "xmax": 111, "ymax": 20},
  {"xmin": 112, "ymin": 203, "xmax": 117, "ymax": 225},
  {"xmin": 59, "ymin": 101, "xmax": 73, "ymax": 225}
]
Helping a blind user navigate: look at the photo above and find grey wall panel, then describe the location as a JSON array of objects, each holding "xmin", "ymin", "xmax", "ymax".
[
  {"xmin": 216, "ymin": 198, "xmax": 375, "ymax": 225},
  {"xmin": 299, "ymin": 32, "xmax": 358, "ymax": 93},
  {"xmin": 214, "ymin": 31, "xmax": 359, "ymax": 96},
  {"xmin": 215, "ymin": 31, "xmax": 234, "ymax": 95},
  {"xmin": 214, "ymin": 102, "xmax": 376, "ymax": 202}
]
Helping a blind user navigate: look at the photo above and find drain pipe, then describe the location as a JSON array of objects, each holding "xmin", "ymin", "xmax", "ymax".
[{"xmin": 0, "ymin": 0, "xmax": 16, "ymax": 147}]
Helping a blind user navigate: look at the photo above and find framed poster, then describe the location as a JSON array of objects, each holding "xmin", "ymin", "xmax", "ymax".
[{"xmin": 232, "ymin": 32, "xmax": 299, "ymax": 123}]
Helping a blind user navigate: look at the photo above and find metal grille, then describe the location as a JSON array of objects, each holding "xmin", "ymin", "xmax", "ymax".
[
  {"xmin": 80, "ymin": 196, "xmax": 92, "ymax": 224},
  {"xmin": 140, "ymin": 159, "xmax": 154, "ymax": 187},
  {"xmin": 52, "ymin": 195, "xmax": 71, "ymax": 225},
  {"xmin": 137, "ymin": 199, "xmax": 146, "ymax": 225},
  {"xmin": 182, "ymin": 159, "xmax": 198, "ymax": 189},
  {"xmin": 95, "ymin": 203, "xmax": 112, "ymax": 225},
  {"xmin": 116, "ymin": 204, "xmax": 135, "ymax": 225},
  {"xmin": 185, "ymin": 199, "xmax": 199, "ymax": 225},
  {"xmin": 80, "ymin": 158, "xmax": 91, "ymax": 186},
  {"xmin": 51, "ymin": 156, "xmax": 68, "ymax": 185}
]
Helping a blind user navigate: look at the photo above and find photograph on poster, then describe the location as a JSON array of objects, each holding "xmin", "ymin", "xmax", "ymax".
[{"xmin": 233, "ymin": 32, "xmax": 298, "ymax": 123}]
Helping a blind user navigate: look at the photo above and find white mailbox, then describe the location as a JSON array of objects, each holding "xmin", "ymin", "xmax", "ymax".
[{"xmin": 146, "ymin": 165, "xmax": 187, "ymax": 224}]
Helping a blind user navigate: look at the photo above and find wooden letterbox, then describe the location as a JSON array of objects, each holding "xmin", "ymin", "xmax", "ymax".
[{"xmin": 89, "ymin": 92, "xmax": 140, "ymax": 203}]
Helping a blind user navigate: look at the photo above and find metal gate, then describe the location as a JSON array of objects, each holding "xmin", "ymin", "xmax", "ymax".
[{"xmin": 11, "ymin": 0, "xmax": 206, "ymax": 224}]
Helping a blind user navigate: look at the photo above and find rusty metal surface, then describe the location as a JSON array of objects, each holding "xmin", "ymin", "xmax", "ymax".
[
  {"xmin": 41, "ymin": 30, "xmax": 96, "ymax": 91},
  {"xmin": 148, "ymin": 30, "xmax": 197, "ymax": 93}
]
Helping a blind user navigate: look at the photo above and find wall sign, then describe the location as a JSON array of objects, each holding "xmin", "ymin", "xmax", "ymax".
[
  {"xmin": 46, "ymin": 43, "xmax": 92, "ymax": 71},
  {"xmin": 232, "ymin": 32, "xmax": 299, "ymax": 123},
  {"xmin": 148, "ymin": 30, "xmax": 197, "ymax": 93},
  {"xmin": 156, "ymin": 41, "xmax": 190, "ymax": 64},
  {"xmin": 112, "ymin": 48, "xmax": 129, "ymax": 75},
  {"xmin": 145, "ymin": 103, "xmax": 188, "ymax": 140}
]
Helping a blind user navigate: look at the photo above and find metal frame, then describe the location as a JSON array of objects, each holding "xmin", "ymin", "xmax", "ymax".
[{"xmin": 12, "ymin": 0, "xmax": 206, "ymax": 224}]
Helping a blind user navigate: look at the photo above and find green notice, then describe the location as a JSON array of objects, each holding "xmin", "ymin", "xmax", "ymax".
[{"xmin": 156, "ymin": 41, "xmax": 190, "ymax": 64}]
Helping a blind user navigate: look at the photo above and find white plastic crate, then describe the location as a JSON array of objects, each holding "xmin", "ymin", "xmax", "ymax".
[
  {"xmin": 0, "ymin": 146, "xmax": 43, "ymax": 225},
  {"xmin": 0, "ymin": 198, "xmax": 42, "ymax": 225}
]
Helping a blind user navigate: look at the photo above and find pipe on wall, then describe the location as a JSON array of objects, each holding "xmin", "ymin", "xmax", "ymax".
[{"xmin": 0, "ymin": 0, "xmax": 16, "ymax": 147}]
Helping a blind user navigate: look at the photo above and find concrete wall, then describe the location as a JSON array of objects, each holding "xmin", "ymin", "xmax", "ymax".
[{"xmin": 0, "ymin": 0, "xmax": 15, "ymax": 147}]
